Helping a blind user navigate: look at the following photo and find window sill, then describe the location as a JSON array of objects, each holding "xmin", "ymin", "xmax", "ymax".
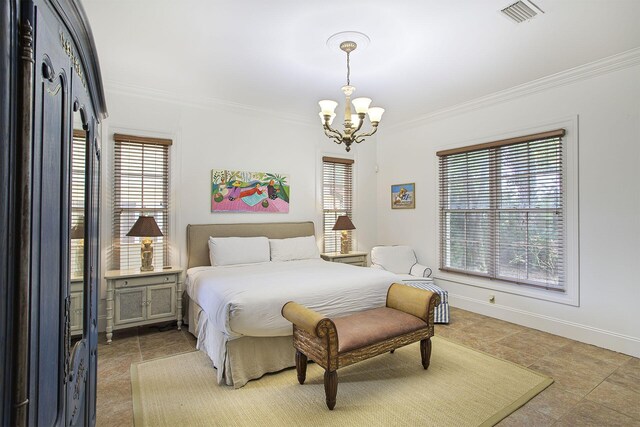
[{"xmin": 434, "ymin": 270, "xmax": 579, "ymax": 306}]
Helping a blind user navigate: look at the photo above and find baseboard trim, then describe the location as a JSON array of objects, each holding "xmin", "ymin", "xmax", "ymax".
[{"xmin": 448, "ymin": 293, "xmax": 640, "ymax": 358}]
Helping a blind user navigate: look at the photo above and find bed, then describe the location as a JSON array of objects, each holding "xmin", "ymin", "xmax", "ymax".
[{"xmin": 184, "ymin": 221, "xmax": 398, "ymax": 388}]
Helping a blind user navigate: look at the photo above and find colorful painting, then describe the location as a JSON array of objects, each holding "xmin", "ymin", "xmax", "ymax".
[
  {"xmin": 391, "ymin": 183, "xmax": 415, "ymax": 209},
  {"xmin": 211, "ymin": 169, "xmax": 290, "ymax": 213}
]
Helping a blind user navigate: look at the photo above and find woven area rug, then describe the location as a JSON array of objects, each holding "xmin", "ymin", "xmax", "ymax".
[{"xmin": 131, "ymin": 337, "xmax": 552, "ymax": 426}]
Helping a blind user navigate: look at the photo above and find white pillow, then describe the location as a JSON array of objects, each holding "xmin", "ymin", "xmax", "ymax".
[
  {"xmin": 208, "ymin": 236, "xmax": 270, "ymax": 266},
  {"xmin": 269, "ymin": 236, "xmax": 320, "ymax": 262}
]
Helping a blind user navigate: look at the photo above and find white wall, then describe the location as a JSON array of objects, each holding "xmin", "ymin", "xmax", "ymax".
[
  {"xmin": 376, "ymin": 63, "xmax": 640, "ymax": 356},
  {"xmin": 97, "ymin": 88, "xmax": 379, "ymax": 328}
]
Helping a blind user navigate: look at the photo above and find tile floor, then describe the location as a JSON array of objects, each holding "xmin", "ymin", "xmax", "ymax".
[{"xmin": 96, "ymin": 308, "xmax": 640, "ymax": 426}]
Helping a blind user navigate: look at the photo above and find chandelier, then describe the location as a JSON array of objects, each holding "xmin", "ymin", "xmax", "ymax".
[{"xmin": 318, "ymin": 39, "xmax": 384, "ymax": 152}]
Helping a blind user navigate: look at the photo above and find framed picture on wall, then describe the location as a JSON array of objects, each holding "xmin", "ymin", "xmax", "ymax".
[
  {"xmin": 391, "ymin": 183, "xmax": 415, "ymax": 209},
  {"xmin": 211, "ymin": 169, "xmax": 290, "ymax": 213}
]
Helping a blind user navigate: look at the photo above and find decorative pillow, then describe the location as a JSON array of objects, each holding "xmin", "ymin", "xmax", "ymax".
[
  {"xmin": 208, "ymin": 236, "xmax": 270, "ymax": 266},
  {"xmin": 269, "ymin": 236, "xmax": 320, "ymax": 262}
]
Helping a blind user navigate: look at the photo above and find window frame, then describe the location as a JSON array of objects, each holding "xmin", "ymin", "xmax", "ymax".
[
  {"xmin": 321, "ymin": 156, "xmax": 355, "ymax": 254},
  {"xmin": 109, "ymin": 133, "xmax": 172, "ymax": 271},
  {"xmin": 434, "ymin": 118, "xmax": 579, "ymax": 306}
]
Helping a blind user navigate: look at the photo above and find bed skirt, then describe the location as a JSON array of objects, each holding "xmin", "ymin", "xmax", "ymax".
[{"xmin": 188, "ymin": 297, "xmax": 296, "ymax": 388}]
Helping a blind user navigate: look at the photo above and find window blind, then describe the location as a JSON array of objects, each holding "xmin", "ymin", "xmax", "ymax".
[
  {"xmin": 71, "ymin": 130, "xmax": 86, "ymax": 278},
  {"xmin": 438, "ymin": 129, "xmax": 566, "ymax": 290},
  {"xmin": 112, "ymin": 134, "xmax": 171, "ymax": 270},
  {"xmin": 322, "ymin": 156, "xmax": 354, "ymax": 253}
]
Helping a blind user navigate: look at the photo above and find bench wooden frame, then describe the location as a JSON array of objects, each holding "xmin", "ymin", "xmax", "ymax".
[{"xmin": 282, "ymin": 283, "xmax": 441, "ymax": 410}]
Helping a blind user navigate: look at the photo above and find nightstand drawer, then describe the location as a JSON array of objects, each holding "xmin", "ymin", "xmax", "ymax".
[
  {"xmin": 321, "ymin": 252, "xmax": 368, "ymax": 267},
  {"xmin": 332, "ymin": 256, "xmax": 365, "ymax": 265},
  {"xmin": 114, "ymin": 274, "xmax": 176, "ymax": 288}
]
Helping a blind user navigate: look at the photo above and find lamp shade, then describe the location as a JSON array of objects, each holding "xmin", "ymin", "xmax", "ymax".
[
  {"xmin": 319, "ymin": 100, "xmax": 338, "ymax": 115},
  {"xmin": 70, "ymin": 217, "xmax": 85, "ymax": 240},
  {"xmin": 352, "ymin": 97, "xmax": 372, "ymax": 114},
  {"xmin": 319, "ymin": 111, "xmax": 336, "ymax": 125},
  {"xmin": 367, "ymin": 107, "xmax": 385, "ymax": 123},
  {"xmin": 332, "ymin": 215, "xmax": 356, "ymax": 231},
  {"xmin": 126, "ymin": 216, "xmax": 163, "ymax": 237}
]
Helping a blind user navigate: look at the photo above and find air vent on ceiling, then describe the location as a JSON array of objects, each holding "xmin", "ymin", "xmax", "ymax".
[{"xmin": 501, "ymin": 0, "xmax": 544, "ymax": 23}]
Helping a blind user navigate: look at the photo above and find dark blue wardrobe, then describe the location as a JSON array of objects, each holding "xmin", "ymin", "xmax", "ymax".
[{"xmin": 0, "ymin": 0, "xmax": 107, "ymax": 425}]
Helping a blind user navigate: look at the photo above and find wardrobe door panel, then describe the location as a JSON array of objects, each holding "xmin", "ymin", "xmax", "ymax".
[{"xmin": 30, "ymin": 4, "xmax": 71, "ymax": 424}]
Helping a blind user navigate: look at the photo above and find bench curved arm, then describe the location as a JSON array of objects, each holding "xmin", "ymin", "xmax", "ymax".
[
  {"xmin": 282, "ymin": 301, "xmax": 327, "ymax": 337},
  {"xmin": 386, "ymin": 283, "xmax": 441, "ymax": 323}
]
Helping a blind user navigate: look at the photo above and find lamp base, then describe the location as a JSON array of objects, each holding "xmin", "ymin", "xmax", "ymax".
[
  {"xmin": 340, "ymin": 231, "xmax": 349, "ymax": 255},
  {"xmin": 140, "ymin": 238, "xmax": 155, "ymax": 272}
]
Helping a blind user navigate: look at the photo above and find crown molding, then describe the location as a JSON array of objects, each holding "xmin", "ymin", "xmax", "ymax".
[
  {"xmin": 103, "ymin": 79, "xmax": 317, "ymax": 127},
  {"xmin": 389, "ymin": 47, "xmax": 640, "ymax": 131}
]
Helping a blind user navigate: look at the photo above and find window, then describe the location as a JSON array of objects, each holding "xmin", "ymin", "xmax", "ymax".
[
  {"xmin": 438, "ymin": 129, "xmax": 566, "ymax": 291},
  {"xmin": 70, "ymin": 130, "xmax": 86, "ymax": 278},
  {"xmin": 322, "ymin": 156, "xmax": 354, "ymax": 253},
  {"xmin": 111, "ymin": 133, "xmax": 171, "ymax": 270}
]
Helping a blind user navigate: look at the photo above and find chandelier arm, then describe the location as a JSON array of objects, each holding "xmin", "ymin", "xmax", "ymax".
[
  {"xmin": 353, "ymin": 124, "xmax": 379, "ymax": 143},
  {"xmin": 323, "ymin": 123, "xmax": 345, "ymax": 139},
  {"xmin": 327, "ymin": 132, "xmax": 344, "ymax": 146},
  {"xmin": 324, "ymin": 128, "xmax": 344, "ymax": 144},
  {"xmin": 350, "ymin": 113, "xmax": 366, "ymax": 136},
  {"xmin": 325, "ymin": 128, "xmax": 342, "ymax": 141}
]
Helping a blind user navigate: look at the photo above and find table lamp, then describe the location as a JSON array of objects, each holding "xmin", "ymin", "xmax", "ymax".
[
  {"xmin": 332, "ymin": 215, "xmax": 355, "ymax": 254},
  {"xmin": 126, "ymin": 215, "xmax": 163, "ymax": 271}
]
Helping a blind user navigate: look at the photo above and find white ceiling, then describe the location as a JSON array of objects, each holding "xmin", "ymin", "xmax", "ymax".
[{"xmin": 83, "ymin": 0, "xmax": 640, "ymax": 125}]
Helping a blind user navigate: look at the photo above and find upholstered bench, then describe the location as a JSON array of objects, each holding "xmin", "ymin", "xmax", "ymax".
[{"xmin": 281, "ymin": 283, "xmax": 441, "ymax": 410}]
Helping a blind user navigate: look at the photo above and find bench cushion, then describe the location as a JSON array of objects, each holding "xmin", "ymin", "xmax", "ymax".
[{"xmin": 332, "ymin": 307, "xmax": 428, "ymax": 353}]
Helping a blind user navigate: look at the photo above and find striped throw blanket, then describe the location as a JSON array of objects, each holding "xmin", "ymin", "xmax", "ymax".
[{"xmin": 401, "ymin": 280, "xmax": 449, "ymax": 324}]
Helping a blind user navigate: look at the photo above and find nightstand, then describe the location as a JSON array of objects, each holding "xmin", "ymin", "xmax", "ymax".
[
  {"xmin": 70, "ymin": 277, "xmax": 83, "ymax": 336},
  {"xmin": 105, "ymin": 267, "xmax": 183, "ymax": 344},
  {"xmin": 321, "ymin": 251, "xmax": 368, "ymax": 267}
]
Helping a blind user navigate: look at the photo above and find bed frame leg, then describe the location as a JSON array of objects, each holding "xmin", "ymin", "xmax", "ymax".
[
  {"xmin": 420, "ymin": 338, "xmax": 432, "ymax": 369},
  {"xmin": 324, "ymin": 370, "xmax": 338, "ymax": 410},
  {"xmin": 295, "ymin": 350, "xmax": 307, "ymax": 384}
]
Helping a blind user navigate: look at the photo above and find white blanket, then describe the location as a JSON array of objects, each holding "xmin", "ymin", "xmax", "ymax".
[{"xmin": 186, "ymin": 259, "xmax": 398, "ymax": 338}]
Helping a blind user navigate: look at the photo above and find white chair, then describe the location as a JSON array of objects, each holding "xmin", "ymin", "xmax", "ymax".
[{"xmin": 370, "ymin": 245, "xmax": 449, "ymax": 324}]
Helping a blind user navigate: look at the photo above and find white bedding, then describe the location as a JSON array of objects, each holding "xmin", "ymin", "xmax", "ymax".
[{"xmin": 185, "ymin": 259, "xmax": 398, "ymax": 338}]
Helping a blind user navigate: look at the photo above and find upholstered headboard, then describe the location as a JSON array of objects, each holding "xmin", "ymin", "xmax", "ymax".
[{"xmin": 186, "ymin": 221, "xmax": 316, "ymax": 269}]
